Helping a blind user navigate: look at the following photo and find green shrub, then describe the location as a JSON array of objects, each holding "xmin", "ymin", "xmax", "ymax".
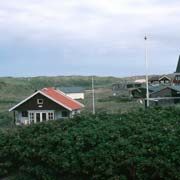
[{"xmin": 0, "ymin": 108, "xmax": 180, "ymax": 180}]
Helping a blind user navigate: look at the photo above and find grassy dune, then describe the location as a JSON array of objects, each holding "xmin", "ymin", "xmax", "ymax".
[{"xmin": 0, "ymin": 76, "xmax": 143, "ymax": 127}]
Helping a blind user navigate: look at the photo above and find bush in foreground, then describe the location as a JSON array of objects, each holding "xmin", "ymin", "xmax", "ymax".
[{"xmin": 0, "ymin": 107, "xmax": 180, "ymax": 180}]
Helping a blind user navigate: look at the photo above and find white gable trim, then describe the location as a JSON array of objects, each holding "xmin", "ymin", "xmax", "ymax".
[
  {"xmin": 9, "ymin": 91, "xmax": 41, "ymax": 112},
  {"xmin": 9, "ymin": 90, "xmax": 73, "ymax": 112},
  {"xmin": 159, "ymin": 75, "xmax": 171, "ymax": 81},
  {"xmin": 40, "ymin": 91, "xmax": 72, "ymax": 111}
]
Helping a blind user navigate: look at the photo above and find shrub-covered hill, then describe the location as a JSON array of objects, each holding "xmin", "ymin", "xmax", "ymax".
[{"xmin": 0, "ymin": 107, "xmax": 180, "ymax": 180}]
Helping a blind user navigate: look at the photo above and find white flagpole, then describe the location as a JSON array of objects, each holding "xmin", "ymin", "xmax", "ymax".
[
  {"xmin": 92, "ymin": 76, "xmax": 95, "ymax": 114},
  {"xmin": 145, "ymin": 36, "xmax": 149, "ymax": 107}
]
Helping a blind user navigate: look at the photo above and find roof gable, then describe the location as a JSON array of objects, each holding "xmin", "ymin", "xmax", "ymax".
[
  {"xmin": 9, "ymin": 88, "xmax": 84, "ymax": 112},
  {"xmin": 159, "ymin": 75, "xmax": 171, "ymax": 81},
  {"xmin": 41, "ymin": 88, "xmax": 84, "ymax": 110}
]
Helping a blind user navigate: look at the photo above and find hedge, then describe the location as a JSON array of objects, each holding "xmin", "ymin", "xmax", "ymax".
[{"xmin": 0, "ymin": 107, "xmax": 180, "ymax": 180}]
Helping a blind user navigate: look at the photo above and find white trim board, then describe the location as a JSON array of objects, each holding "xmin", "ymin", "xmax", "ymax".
[{"xmin": 9, "ymin": 90, "xmax": 74, "ymax": 112}]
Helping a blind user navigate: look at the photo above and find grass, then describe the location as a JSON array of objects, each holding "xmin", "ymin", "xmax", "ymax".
[
  {"xmin": 0, "ymin": 76, "xmax": 144, "ymax": 127},
  {"xmin": 81, "ymin": 87, "xmax": 144, "ymax": 114}
]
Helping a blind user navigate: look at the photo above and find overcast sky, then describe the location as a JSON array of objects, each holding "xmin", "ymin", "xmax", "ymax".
[{"xmin": 0, "ymin": 0, "xmax": 180, "ymax": 77}]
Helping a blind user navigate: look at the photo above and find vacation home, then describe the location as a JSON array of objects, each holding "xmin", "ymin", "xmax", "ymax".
[{"xmin": 9, "ymin": 87, "xmax": 84, "ymax": 125}]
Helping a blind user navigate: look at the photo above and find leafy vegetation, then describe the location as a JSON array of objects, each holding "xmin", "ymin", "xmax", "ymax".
[{"xmin": 0, "ymin": 107, "xmax": 180, "ymax": 180}]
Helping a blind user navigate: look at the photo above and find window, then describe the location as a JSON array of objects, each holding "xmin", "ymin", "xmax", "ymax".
[
  {"xmin": 176, "ymin": 76, "xmax": 180, "ymax": 80},
  {"xmin": 62, "ymin": 111, "xmax": 68, "ymax": 117},
  {"xmin": 48, "ymin": 112, "xmax": 54, "ymax": 120},
  {"xmin": 42, "ymin": 113, "xmax": 47, "ymax": 121},
  {"xmin": 22, "ymin": 111, "xmax": 28, "ymax": 117},
  {"xmin": 36, "ymin": 113, "xmax": 40, "ymax": 122},
  {"xmin": 29, "ymin": 112, "xmax": 34, "ymax": 123},
  {"xmin": 37, "ymin": 99, "xmax": 43, "ymax": 104}
]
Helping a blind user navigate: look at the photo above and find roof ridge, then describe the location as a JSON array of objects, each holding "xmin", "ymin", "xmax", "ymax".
[
  {"xmin": 41, "ymin": 87, "xmax": 84, "ymax": 110},
  {"xmin": 55, "ymin": 89, "xmax": 85, "ymax": 107}
]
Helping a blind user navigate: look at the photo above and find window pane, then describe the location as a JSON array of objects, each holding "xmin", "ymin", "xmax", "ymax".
[
  {"xmin": 22, "ymin": 111, "xmax": 28, "ymax": 117},
  {"xmin": 37, "ymin": 99, "xmax": 43, "ymax": 104},
  {"xmin": 62, "ymin": 111, "xmax": 68, "ymax": 117}
]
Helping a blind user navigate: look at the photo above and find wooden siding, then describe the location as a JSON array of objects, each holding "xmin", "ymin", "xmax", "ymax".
[{"xmin": 14, "ymin": 93, "xmax": 68, "ymax": 111}]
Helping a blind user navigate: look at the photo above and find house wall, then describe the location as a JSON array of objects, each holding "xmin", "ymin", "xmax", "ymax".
[
  {"xmin": 159, "ymin": 79, "xmax": 171, "ymax": 84},
  {"xmin": 150, "ymin": 88, "xmax": 180, "ymax": 106},
  {"xmin": 66, "ymin": 93, "xmax": 84, "ymax": 99},
  {"xmin": 17, "ymin": 112, "xmax": 29, "ymax": 125},
  {"xmin": 17, "ymin": 109, "xmax": 72, "ymax": 125},
  {"xmin": 14, "ymin": 93, "xmax": 67, "ymax": 111},
  {"xmin": 149, "ymin": 99, "xmax": 175, "ymax": 106}
]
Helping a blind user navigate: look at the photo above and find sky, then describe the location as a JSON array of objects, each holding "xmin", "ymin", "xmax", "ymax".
[{"xmin": 0, "ymin": 0, "xmax": 180, "ymax": 77}]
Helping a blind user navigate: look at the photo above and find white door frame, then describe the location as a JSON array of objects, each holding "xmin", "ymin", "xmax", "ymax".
[{"xmin": 28, "ymin": 110, "xmax": 54, "ymax": 123}]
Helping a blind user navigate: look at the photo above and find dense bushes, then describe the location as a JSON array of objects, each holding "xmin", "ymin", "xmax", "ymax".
[{"xmin": 0, "ymin": 107, "xmax": 180, "ymax": 180}]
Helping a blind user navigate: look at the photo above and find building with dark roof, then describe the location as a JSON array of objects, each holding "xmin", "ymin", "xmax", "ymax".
[{"xmin": 149, "ymin": 86, "xmax": 180, "ymax": 106}]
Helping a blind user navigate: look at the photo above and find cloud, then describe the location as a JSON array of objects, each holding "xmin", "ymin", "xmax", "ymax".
[
  {"xmin": 0, "ymin": 0, "xmax": 180, "ymax": 76},
  {"xmin": 1, "ymin": 0, "xmax": 180, "ymax": 41}
]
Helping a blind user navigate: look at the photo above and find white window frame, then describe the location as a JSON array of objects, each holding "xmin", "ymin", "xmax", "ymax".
[
  {"xmin": 29, "ymin": 112, "xmax": 35, "ymax": 123},
  {"xmin": 37, "ymin": 99, "xmax": 44, "ymax": 105},
  {"xmin": 28, "ymin": 110, "xmax": 54, "ymax": 123},
  {"xmin": 48, "ymin": 112, "xmax": 54, "ymax": 120}
]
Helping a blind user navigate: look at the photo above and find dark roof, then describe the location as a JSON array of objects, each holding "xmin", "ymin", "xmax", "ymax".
[
  {"xmin": 140, "ymin": 86, "xmax": 162, "ymax": 92},
  {"xmin": 175, "ymin": 55, "xmax": 180, "ymax": 73},
  {"xmin": 132, "ymin": 86, "xmax": 162, "ymax": 92},
  {"xmin": 150, "ymin": 85, "xmax": 180, "ymax": 96},
  {"xmin": 58, "ymin": 87, "xmax": 85, "ymax": 93},
  {"xmin": 168, "ymin": 85, "xmax": 180, "ymax": 92},
  {"xmin": 148, "ymin": 76, "xmax": 161, "ymax": 81},
  {"xmin": 148, "ymin": 86, "xmax": 163, "ymax": 92}
]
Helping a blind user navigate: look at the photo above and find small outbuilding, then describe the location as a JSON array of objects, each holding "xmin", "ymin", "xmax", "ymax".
[{"xmin": 58, "ymin": 87, "xmax": 85, "ymax": 99}]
